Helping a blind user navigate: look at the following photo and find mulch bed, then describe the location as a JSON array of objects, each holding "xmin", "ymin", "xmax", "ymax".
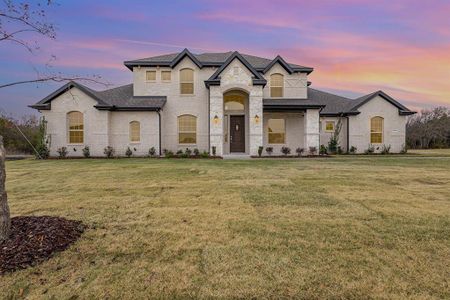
[{"xmin": 0, "ymin": 216, "xmax": 85, "ymax": 274}]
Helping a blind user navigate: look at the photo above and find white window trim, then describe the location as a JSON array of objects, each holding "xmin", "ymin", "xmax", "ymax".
[
  {"xmin": 267, "ymin": 118, "xmax": 286, "ymax": 145},
  {"xmin": 161, "ymin": 70, "xmax": 172, "ymax": 82},
  {"xmin": 270, "ymin": 73, "xmax": 284, "ymax": 98},
  {"xmin": 370, "ymin": 117, "xmax": 384, "ymax": 144},
  {"xmin": 178, "ymin": 114, "xmax": 197, "ymax": 145},
  {"xmin": 145, "ymin": 70, "xmax": 157, "ymax": 82},
  {"xmin": 324, "ymin": 121, "xmax": 335, "ymax": 133},
  {"xmin": 129, "ymin": 121, "xmax": 141, "ymax": 143},
  {"xmin": 180, "ymin": 68, "xmax": 194, "ymax": 95},
  {"xmin": 67, "ymin": 111, "xmax": 84, "ymax": 145}
]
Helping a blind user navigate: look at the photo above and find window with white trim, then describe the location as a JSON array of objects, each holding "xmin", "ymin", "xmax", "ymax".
[
  {"xmin": 371, "ymin": 116, "xmax": 383, "ymax": 144},
  {"xmin": 129, "ymin": 121, "xmax": 140, "ymax": 142},
  {"xmin": 325, "ymin": 121, "xmax": 335, "ymax": 132},
  {"xmin": 68, "ymin": 111, "xmax": 84, "ymax": 144},
  {"xmin": 178, "ymin": 115, "xmax": 197, "ymax": 144},
  {"xmin": 270, "ymin": 73, "xmax": 284, "ymax": 97},
  {"xmin": 268, "ymin": 118, "xmax": 285, "ymax": 144},
  {"xmin": 161, "ymin": 71, "xmax": 171, "ymax": 81},
  {"xmin": 180, "ymin": 68, "xmax": 194, "ymax": 94},
  {"xmin": 146, "ymin": 70, "xmax": 156, "ymax": 81}
]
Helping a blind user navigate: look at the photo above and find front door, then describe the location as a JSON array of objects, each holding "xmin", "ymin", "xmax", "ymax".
[{"xmin": 230, "ymin": 115, "xmax": 245, "ymax": 153}]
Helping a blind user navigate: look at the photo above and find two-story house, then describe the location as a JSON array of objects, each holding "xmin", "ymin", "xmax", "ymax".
[{"xmin": 30, "ymin": 49, "xmax": 415, "ymax": 157}]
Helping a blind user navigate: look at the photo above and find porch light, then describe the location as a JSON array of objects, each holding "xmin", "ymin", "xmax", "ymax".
[
  {"xmin": 254, "ymin": 114, "xmax": 260, "ymax": 124},
  {"xmin": 213, "ymin": 115, "xmax": 220, "ymax": 125}
]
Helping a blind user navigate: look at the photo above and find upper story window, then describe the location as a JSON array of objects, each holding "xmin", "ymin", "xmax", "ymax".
[
  {"xmin": 180, "ymin": 68, "xmax": 194, "ymax": 95},
  {"xmin": 371, "ymin": 116, "xmax": 384, "ymax": 144},
  {"xmin": 270, "ymin": 73, "xmax": 284, "ymax": 97},
  {"xmin": 68, "ymin": 111, "xmax": 84, "ymax": 144},
  {"xmin": 325, "ymin": 121, "xmax": 335, "ymax": 132},
  {"xmin": 146, "ymin": 70, "xmax": 156, "ymax": 81},
  {"xmin": 161, "ymin": 70, "xmax": 171, "ymax": 82},
  {"xmin": 178, "ymin": 114, "xmax": 197, "ymax": 144},
  {"xmin": 268, "ymin": 118, "xmax": 285, "ymax": 144},
  {"xmin": 129, "ymin": 121, "xmax": 140, "ymax": 142}
]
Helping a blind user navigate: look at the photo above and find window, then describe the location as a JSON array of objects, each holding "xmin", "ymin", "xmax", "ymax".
[
  {"xmin": 129, "ymin": 121, "xmax": 140, "ymax": 142},
  {"xmin": 371, "ymin": 116, "xmax": 383, "ymax": 144},
  {"xmin": 268, "ymin": 119, "xmax": 285, "ymax": 144},
  {"xmin": 325, "ymin": 121, "xmax": 335, "ymax": 132},
  {"xmin": 270, "ymin": 73, "xmax": 284, "ymax": 97},
  {"xmin": 178, "ymin": 115, "xmax": 197, "ymax": 144},
  {"xmin": 180, "ymin": 68, "xmax": 194, "ymax": 94},
  {"xmin": 146, "ymin": 70, "xmax": 156, "ymax": 81},
  {"xmin": 161, "ymin": 71, "xmax": 171, "ymax": 81},
  {"xmin": 68, "ymin": 111, "xmax": 84, "ymax": 144}
]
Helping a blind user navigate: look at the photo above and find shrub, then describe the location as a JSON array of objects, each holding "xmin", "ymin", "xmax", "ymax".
[
  {"xmin": 148, "ymin": 147, "xmax": 156, "ymax": 157},
  {"xmin": 309, "ymin": 146, "xmax": 317, "ymax": 156},
  {"xmin": 381, "ymin": 144, "xmax": 391, "ymax": 155},
  {"xmin": 327, "ymin": 138, "xmax": 338, "ymax": 154},
  {"xmin": 265, "ymin": 147, "xmax": 273, "ymax": 156},
  {"xmin": 319, "ymin": 145, "xmax": 327, "ymax": 155},
  {"xmin": 200, "ymin": 151, "xmax": 209, "ymax": 158},
  {"xmin": 185, "ymin": 148, "xmax": 192, "ymax": 157},
  {"xmin": 349, "ymin": 146, "xmax": 357, "ymax": 154},
  {"xmin": 125, "ymin": 147, "xmax": 133, "ymax": 157},
  {"xmin": 57, "ymin": 147, "xmax": 68, "ymax": 158},
  {"xmin": 364, "ymin": 144, "xmax": 375, "ymax": 155},
  {"xmin": 82, "ymin": 146, "xmax": 90, "ymax": 158},
  {"xmin": 337, "ymin": 146, "xmax": 343, "ymax": 155},
  {"xmin": 104, "ymin": 146, "xmax": 115, "ymax": 158},
  {"xmin": 36, "ymin": 143, "xmax": 50, "ymax": 159},
  {"xmin": 212, "ymin": 146, "xmax": 217, "ymax": 156},
  {"xmin": 281, "ymin": 146, "xmax": 291, "ymax": 156},
  {"xmin": 295, "ymin": 147, "xmax": 304, "ymax": 156},
  {"xmin": 164, "ymin": 150, "xmax": 174, "ymax": 158},
  {"xmin": 193, "ymin": 148, "xmax": 200, "ymax": 156},
  {"xmin": 258, "ymin": 146, "xmax": 264, "ymax": 157},
  {"xmin": 176, "ymin": 149, "xmax": 183, "ymax": 156},
  {"xmin": 400, "ymin": 144, "xmax": 407, "ymax": 154}
]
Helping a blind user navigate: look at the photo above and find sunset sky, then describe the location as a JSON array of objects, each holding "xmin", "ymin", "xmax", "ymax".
[{"xmin": 1, "ymin": 0, "xmax": 450, "ymax": 116}]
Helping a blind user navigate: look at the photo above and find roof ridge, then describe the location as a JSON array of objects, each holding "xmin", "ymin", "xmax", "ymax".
[{"xmin": 309, "ymin": 88, "xmax": 353, "ymax": 101}]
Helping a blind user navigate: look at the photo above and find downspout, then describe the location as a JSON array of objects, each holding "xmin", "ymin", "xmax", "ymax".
[
  {"xmin": 157, "ymin": 109, "xmax": 162, "ymax": 156},
  {"xmin": 207, "ymin": 87, "xmax": 210, "ymax": 152},
  {"xmin": 346, "ymin": 115, "xmax": 350, "ymax": 152}
]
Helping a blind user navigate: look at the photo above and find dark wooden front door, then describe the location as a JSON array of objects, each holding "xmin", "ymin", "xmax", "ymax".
[{"xmin": 230, "ymin": 115, "xmax": 245, "ymax": 152}]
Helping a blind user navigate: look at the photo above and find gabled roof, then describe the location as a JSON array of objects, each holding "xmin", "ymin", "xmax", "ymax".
[
  {"xmin": 263, "ymin": 55, "xmax": 299, "ymax": 74},
  {"xmin": 205, "ymin": 51, "xmax": 267, "ymax": 87},
  {"xmin": 30, "ymin": 81, "xmax": 166, "ymax": 111},
  {"xmin": 124, "ymin": 49, "xmax": 313, "ymax": 73},
  {"xmin": 345, "ymin": 90, "xmax": 415, "ymax": 115}
]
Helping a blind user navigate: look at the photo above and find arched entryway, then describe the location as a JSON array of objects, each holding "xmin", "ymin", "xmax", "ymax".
[{"xmin": 223, "ymin": 90, "xmax": 249, "ymax": 154}]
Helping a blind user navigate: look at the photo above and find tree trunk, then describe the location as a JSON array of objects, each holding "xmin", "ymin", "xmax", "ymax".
[{"xmin": 0, "ymin": 136, "xmax": 11, "ymax": 241}]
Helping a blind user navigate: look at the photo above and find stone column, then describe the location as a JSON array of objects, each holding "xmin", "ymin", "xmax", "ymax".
[
  {"xmin": 249, "ymin": 87, "xmax": 263, "ymax": 156},
  {"xmin": 304, "ymin": 109, "xmax": 320, "ymax": 153},
  {"xmin": 209, "ymin": 86, "xmax": 223, "ymax": 156}
]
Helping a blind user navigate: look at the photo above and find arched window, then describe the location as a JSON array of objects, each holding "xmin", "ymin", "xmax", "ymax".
[
  {"xmin": 180, "ymin": 68, "xmax": 194, "ymax": 94},
  {"xmin": 371, "ymin": 116, "xmax": 384, "ymax": 144},
  {"xmin": 270, "ymin": 73, "xmax": 284, "ymax": 97},
  {"xmin": 178, "ymin": 115, "xmax": 197, "ymax": 144},
  {"xmin": 129, "ymin": 121, "xmax": 140, "ymax": 142},
  {"xmin": 68, "ymin": 111, "xmax": 84, "ymax": 144}
]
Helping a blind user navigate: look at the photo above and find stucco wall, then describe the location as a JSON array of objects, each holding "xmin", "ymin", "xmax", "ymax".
[
  {"xmin": 348, "ymin": 96, "xmax": 407, "ymax": 153},
  {"xmin": 132, "ymin": 57, "xmax": 214, "ymax": 152},
  {"xmin": 41, "ymin": 87, "xmax": 110, "ymax": 157},
  {"xmin": 319, "ymin": 117, "xmax": 348, "ymax": 152},
  {"xmin": 109, "ymin": 111, "xmax": 159, "ymax": 157},
  {"xmin": 262, "ymin": 63, "xmax": 308, "ymax": 99},
  {"xmin": 263, "ymin": 112, "xmax": 304, "ymax": 155}
]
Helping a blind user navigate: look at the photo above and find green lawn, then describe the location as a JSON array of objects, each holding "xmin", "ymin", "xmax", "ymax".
[{"xmin": 2, "ymin": 155, "xmax": 450, "ymax": 299}]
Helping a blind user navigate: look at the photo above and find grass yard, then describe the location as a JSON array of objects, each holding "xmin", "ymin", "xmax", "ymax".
[{"xmin": 2, "ymin": 155, "xmax": 450, "ymax": 299}]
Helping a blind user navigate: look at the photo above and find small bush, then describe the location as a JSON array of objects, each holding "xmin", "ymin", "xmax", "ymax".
[
  {"xmin": 185, "ymin": 148, "xmax": 192, "ymax": 157},
  {"xmin": 164, "ymin": 150, "xmax": 174, "ymax": 158},
  {"xmin": 337, "ymin": 146, "xmax": 343, "ymax": 155},
  {"xmin": 381, "ymin": 144, "xmax": 391, "ymax": 155},
  {"xmin": 281, "ymin": 146, "xmax": 291, "ymax": 156},
  {"xmin": 265, "ymin": 147, "xmax": 273, "ymax": 156},
  {"xmin": 319, "ymin": 145, "xmax": 328, "ymax": 155},
  {"xmin": 176, "ymin": 149, "xmax": 183, "ymax": 156},
  {"xmin": 327, "ymin": 138, "xmax": 338, "ymax": 154},
  {"xmin": 200, "ymin": 151, "xmax": 209, "ymax": 158},
  {"xmin": 148, "ymin": 147, "xmax": 156, "ymax": 157},
  {"xmin": 104, "ymin": 146, "xmax": 115, "ymax": 158},
  {"xmin": 212, "ymin": 146, "xmax": 217, "ymax": 156},
  {"xmin": 57, "ymin": 147, "xmax": 68, "ymax": 158},
  {"xmin": 35, "ymin": 143, "xmax": 50, "ymax": 159},
  {"xmin": 295, "ymin": 147, "xmax": 304, "ymax": 156},
  {"xmin": 364, "ymin": 144, "xmax": 375, "ymax": 155},
  {"xmin": 309, "ymin": 146, "xmax": 317, "ymax": 156},
  {"xmin": 193, "ymin": 148, "xmax": 200, "ymax": 156},
  {"xmin": 82, "ymin": 146, "xmax": 90, "ymax": 158},
  {"xmin": 258, "ymin": 146, "xmax": 264, "ymax": 157},
  {"xmin": 125, "ymin": 147, "xmax": 133, "ymax": 157},
  {"xmin": 400, "ymin": 144, "xmax": 407, "ymax": 154},
  {"xmin": 349, "ymin": 146, "xmax": 357, "ymax": 154}
]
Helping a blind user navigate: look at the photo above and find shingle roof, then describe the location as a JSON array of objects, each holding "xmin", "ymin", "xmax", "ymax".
[
  {"xmin": 30, "ymin": 81, "xmax": 166, "ymax": 111},
  {"xmin": 124, "ymin": 49, "xmax": 312, "ymax": 72}
]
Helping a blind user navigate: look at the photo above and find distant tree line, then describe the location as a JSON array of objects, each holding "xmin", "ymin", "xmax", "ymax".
[
  {"xmin": 406, "ymin": 106, "xmax": 450, "ymax": 149},
  {"xmin": 0, "ymin": 115, "xmax": 40, "ymax": 154}
]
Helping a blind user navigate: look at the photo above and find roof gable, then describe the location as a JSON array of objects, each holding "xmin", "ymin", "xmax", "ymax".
[
  {"xmin": 263, "ymin": 55, "xmax": 293, "ymax": 74},
  {"xmin": 205, "ymin": 51, "xmax": 267, "ymax": 87},
  {"xmin": 348, "ymin": 90, "xmax": 415, "ymax": 115},
  {"xmin": 170, "ymin": 48, "xmax": 202, "ymax": 68}
]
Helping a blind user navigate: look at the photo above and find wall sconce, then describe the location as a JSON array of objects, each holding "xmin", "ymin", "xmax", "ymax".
[
  {"xmin": 213, "ymin": 115, "xmax": 220, "ymax": 125},
  {"xmin": 254, "ymin": 114, "xmax": 260, "ymax": 124}
]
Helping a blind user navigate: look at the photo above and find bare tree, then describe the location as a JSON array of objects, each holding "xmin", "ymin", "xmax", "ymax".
[{"xmin": 0, "ymin": 136, "xmax": 10, "ymax": 241}]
